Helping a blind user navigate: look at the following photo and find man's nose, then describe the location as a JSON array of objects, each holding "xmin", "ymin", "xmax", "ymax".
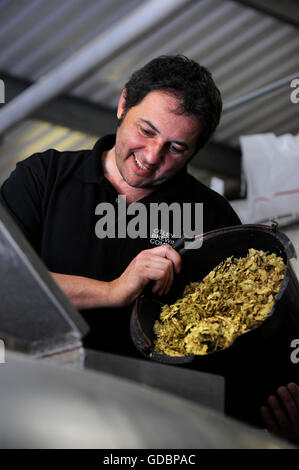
[{"xmin": 144, "ymin": 141, "xmax": 164, "ymax": 166}]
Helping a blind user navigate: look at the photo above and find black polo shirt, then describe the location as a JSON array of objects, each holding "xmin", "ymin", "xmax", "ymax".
[{"xmin": 0, "ymin": 134, "xmax": 240, "ymax": 357}]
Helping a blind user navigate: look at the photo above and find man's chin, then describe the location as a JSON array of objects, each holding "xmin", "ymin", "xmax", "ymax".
[
  {"xmin": 121, "ymin": 172, "xmax": 155, "ymax": 189},
  {"xmin": 125, "ymin": 179, "xmax": 155, "ymax": 189}
]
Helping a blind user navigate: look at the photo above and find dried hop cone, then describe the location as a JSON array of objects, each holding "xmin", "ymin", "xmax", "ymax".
[{"xmin": 153, "ymin": 249, "xmax": 286, "ymax": 356}]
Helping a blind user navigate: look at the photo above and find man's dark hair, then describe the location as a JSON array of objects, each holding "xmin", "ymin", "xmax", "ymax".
[{"xmin": 122, "ymin": 55, "xmax": 222, "ymax": 152}]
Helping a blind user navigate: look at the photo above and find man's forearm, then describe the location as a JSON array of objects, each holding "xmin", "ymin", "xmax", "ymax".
[
  {"xmin": 49, "ymin": 272, "xmax": 116, "ymax": 310},
  {"xmin": 49, "ymin": 245, "xmax": 181, "ymax": 311}
]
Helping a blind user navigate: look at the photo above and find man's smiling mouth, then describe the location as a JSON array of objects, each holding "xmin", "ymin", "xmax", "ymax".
[
  {"xmin": 133, "ymin": 154, "xmax": 154, "ymax": 172},
  {"xmin": 134, "ymin": 154, "xmax": 148, "ymax": 170}
]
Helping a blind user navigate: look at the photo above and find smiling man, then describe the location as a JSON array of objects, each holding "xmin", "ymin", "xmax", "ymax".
[
  {"xmin": 0, "ymin": 55, "xmax": 240, "ymax": 355},
  {"xmin": 107, "ymin": 89, "xmax": 202, "ymax": 199}
]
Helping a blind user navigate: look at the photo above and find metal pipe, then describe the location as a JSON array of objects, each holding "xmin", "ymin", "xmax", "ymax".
[
  {"xmin": 223, "ymin": 71, "xmax": 299, "ymax": 113},
  {"xmin": 0, "ymin": 0, "xmax": 188, "ymax": 135}
]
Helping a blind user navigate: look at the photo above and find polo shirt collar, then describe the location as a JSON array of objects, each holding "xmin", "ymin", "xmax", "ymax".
[{"xmin": 75, "ymin": 134, "xmax": 115, "ymax": 184}]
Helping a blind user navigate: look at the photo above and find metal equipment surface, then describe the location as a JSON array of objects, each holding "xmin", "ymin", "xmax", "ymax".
[
  {"xmin": 0, "ymin": 203, "xmax": 88, "ymax": 359},
  {"xmin": 85, "ymin": 349, "xmax": 225, "ymax": 413},
  {"xmin": 0, "ymin": 351, "xmax": 293, "ymax": 449}
]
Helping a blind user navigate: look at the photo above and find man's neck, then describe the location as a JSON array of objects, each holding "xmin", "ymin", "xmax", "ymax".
[{"xmin": 101, "ymin": 147, "xmax": 154, "ymax": 204}]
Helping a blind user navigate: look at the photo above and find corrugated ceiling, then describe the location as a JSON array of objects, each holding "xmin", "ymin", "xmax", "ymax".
[
  {"xmin": 0, "ymin": 0, "xmax": 298, "ymax": 180},
  {"xmin": 0, "ymin": 119, "xmax": 97, "ymax": 184}
]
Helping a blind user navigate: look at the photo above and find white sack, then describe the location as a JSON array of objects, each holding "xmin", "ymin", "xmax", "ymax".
[{"xmin": 231, "ymin": 133, "xmax": 299, "ymax": 227}]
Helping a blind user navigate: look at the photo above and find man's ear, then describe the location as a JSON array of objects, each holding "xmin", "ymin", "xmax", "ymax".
[{"xmin": 117, "ymin": 89, "xmax": 127, "ymax": 120}]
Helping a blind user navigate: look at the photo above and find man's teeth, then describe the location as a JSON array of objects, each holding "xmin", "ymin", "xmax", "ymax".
[{"xmin": 134, "ymin": 155, "xmax": 149, "ymax": 171}]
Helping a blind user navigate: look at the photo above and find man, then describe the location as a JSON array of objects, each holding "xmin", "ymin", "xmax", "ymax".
[
  {"xmin": 0, "ymin": 55, "xmax": 240, "ymax": 355},
  {"xmin": 2, "ymin": 54, "xmax": 299, "ymax": 443}
]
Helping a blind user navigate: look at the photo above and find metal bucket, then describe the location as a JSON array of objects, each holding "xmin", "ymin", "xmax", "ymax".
[{"xmin": 131, "ymin": 224, "xmax": 299, "ymax": 377}]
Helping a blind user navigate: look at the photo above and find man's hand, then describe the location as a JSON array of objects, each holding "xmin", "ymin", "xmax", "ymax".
[
  {"xmin": 110, "ymin": 244, "xmax": 181, "ymax": 307},
  {"xmin": 260, "ymin": 382, "xmax": 299, "ymax": 444},
  {"xmin": 50, "ymin": 245, "xmax": 181, "ymax": 310}
]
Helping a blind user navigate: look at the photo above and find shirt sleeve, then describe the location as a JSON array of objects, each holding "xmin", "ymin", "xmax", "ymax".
[{"xmin": 0, "ymin": 155, "xmax": 46, "ymax": 252}]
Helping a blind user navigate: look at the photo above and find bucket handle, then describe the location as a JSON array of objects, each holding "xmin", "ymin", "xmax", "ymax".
[{"xmin": 177, "ymin": 221, "xmax": 296, "ymax": 260}]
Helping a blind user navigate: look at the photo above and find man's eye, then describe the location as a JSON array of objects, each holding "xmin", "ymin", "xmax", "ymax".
[
  {"xmin": 141, "ymin": 127, "xmax": 154, "ymax": 137},
  {"xmin": 169, "ymin": 144, "xmax": 184, "ymax": 154}
]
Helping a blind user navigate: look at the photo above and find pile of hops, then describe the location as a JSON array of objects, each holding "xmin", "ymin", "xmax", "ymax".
[{"xmin": 153, "ymin": 249, "xmax": 286, "ymax": 356}]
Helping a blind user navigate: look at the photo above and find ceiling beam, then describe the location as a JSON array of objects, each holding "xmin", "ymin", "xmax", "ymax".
[
  {"xmin": 0, "ymin": 72, "xmax": 117, "ymax": 136},
  {"xmin": 0, "ymin": 0, "xmax": 188, "ymax": 135},
  {"xmin": 236, "ymin": 0, "xmax": 299, "ymax": 29}
]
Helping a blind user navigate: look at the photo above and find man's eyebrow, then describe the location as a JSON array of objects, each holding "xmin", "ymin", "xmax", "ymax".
[
  {"xmin": 140, "ymin": 119, "xmax": 189, "ymax": 149},
  {"xmin": 140, "ymin": 119, "xmax": 160, "ymax": 133}
]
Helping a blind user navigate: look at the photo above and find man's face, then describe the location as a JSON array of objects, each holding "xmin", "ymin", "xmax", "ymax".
[{"xmin": 114, "ymin": 90, "xmax": 203, "ymax": 189}]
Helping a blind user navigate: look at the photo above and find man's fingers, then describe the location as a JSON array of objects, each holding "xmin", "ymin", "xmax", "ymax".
[
  {"xmin": 277, "ymin": 386, "xmax": 299, "ymax": 425},
  {"xmin": 267, "ymin": 394, "xmax": 291, "ymax": 431},
  {"xmin": 261, "ymin": 384, "xmax": 299, "ymax": 444},
  {"xmin": 287, "ymin": 383, "xmax": 299, "ymax": 408},
  {"xmin": 260, "ymin": 405, "xmax": 280, "ymax": 435},
  {"xmin": 149, "ymin": 244, "xmax": 181, "ymax": 274},
  {"xmin": 165, "ymin": 264, "xmax": 174, "ymax": 294},
  {"xmin": 139, "ymin": 253, "xmax": 174, "ymax": 295},
  {"xmin": 151, "ymin": 269, "xmax": 166, "ymax": 293},
  {"xmin": 163, "ymin": 262, "xmax": 173, "ymax": 295},
  {"xmin": 151, "ymin": 263, "xmax": 173, "ymax": 296},
  {"xmin": 157, "ymin": 269, "xmax": 170, "ymax": 296},
  {"xmin": 123, "ymin": 245, "xmax": 181, "ymax": 299}
]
